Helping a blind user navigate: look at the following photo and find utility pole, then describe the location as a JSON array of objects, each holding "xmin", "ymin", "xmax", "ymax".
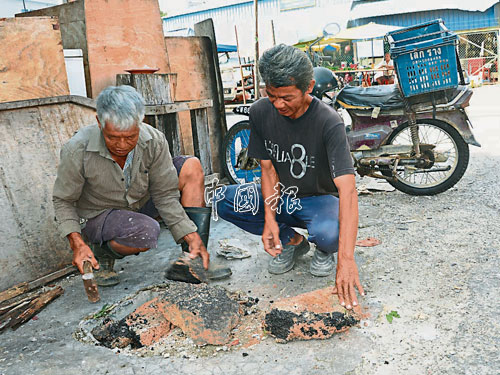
[
  {"xmin": 234, "ymin": 26, "xmax": 247, "ymax": 104},
  {"xmin": 254, "ymin": 0, "xmax": 260, "ymax": 99}
]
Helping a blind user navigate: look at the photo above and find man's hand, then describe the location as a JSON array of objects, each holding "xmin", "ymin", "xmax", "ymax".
[
  {"xmin": 333, "ymin": 174, "xmax": 364, "ymax": 310},
  {"xmin": 334, "ymin": 257, "xmax": 364, "ymax": 310},
  {"xmin": 262, "ymin": 219, "xmax": 282, "ymax": 257},
  {"xmin": 67, "ymin": 232, "xmax": 99, "ymax": 274},
  {"xmin": 184, "ymin": 232, "xmax": 210, "ymax": 269}
]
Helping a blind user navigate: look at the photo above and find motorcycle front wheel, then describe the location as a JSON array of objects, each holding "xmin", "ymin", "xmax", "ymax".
[{"xmin": 384, "ymin": 119, "xmax": 469, "ymax": 195}]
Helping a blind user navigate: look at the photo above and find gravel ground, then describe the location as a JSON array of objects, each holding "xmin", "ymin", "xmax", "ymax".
[{"xmin": 0, "ymin": 86, "xmax": 498, "ymax": 375}]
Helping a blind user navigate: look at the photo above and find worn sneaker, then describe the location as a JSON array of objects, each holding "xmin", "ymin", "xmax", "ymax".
[
  {"xmin": 309, "ymin": 248, "xmax": 335, "ymax": 277},
  {"xmin": 268, "ymin": 237, "xmax": 310, "ymax": 275}
]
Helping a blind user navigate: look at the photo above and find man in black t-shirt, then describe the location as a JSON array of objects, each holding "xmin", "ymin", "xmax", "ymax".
[{"xmin": 218, "ymin": 44, "xmax": 364, "ymax": 310}]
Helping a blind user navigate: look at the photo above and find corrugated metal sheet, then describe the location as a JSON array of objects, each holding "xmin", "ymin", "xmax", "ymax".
[
  {"xmin": 349, "ymin": 6, "xmax": 500, "ymax": 31},
  {"xmin": 162, "ymin": 0, "xmax": 353, "ymax": 54},
  {"xmin": 163, "ymin": 0, "xmax": 350, "ymax": 30}
]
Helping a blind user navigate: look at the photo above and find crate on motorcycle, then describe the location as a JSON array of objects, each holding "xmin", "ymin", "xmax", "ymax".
[{"xmin": 387, "ymin": 19, "xmax": 459, "ymax": 97}]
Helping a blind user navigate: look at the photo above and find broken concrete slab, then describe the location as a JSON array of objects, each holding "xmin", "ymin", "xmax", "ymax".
[
  {"xmin": 264, "ymin": 287, "xmax": 359, "ymax": 342},
  {"xmin": 156, "ymin": 282, "xmax": 241, "ymax": 346}
]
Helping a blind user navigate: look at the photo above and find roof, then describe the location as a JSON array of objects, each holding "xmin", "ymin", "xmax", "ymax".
[
  {"xmin": 350, "ymin": 0, "xmax": 500, "ymax": 20},
  {"xmin": 331, "ymin": 22, "xmax": 401, "ymax": 41}
]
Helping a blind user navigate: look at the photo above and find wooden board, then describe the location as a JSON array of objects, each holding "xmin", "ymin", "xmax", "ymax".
[
  {"xmin": 0, "ymin": 17, "xmax": 70, "ymax": 103},
  {"xmin": 84, "ymin": 0, "xmax": 170, "ymax": 98},
  {"xmin": 0, "ymin": 99, "xmax": 96, "ymax": 290}
]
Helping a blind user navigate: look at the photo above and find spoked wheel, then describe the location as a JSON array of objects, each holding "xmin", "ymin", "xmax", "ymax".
[
  {"xmin": 385, "ymin": 119, "xmax": 469, "ymax": 195},
  {"xmin": 222, "ymin": 120, "xmax": 262, "ymax": 184}
]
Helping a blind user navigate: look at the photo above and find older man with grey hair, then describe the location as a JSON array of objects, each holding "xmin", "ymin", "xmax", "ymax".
[
  {"xmin": 53, "ymin": 85, "xmax": 228, "ymax": 286},
  {"xmin": 218, "ymin": 44, "xmax": 364, "ymax": 309}
]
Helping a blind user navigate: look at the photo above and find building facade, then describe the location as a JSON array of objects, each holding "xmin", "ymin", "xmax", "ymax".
[{"xmin": 162, "ymin": 0, "xmax": 354, "ymax": 57}]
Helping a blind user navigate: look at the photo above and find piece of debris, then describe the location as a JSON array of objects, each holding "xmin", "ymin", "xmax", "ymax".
[
  {"xmin": 90, "ymin": 282, "xmax": 241, "ymax": 347},
  {"xmin": 263, "ymin": 287, "xmax": 359, "ymax": 342},
  {"xmin": 91, "ymin": 317, "xmax": 143, "ymax": 349},
  {"xmin": 165, "ymin": 254, "xmax": 208, "ymax": 284},
  {"xmin": 356, "ymin": 185, "xmax": 373, "ymax": 195},
  {"xmin": 156, "ymin": 283, "xmax": 240, "ymax": 345},
  {"xmin": 355, "ymin": 237, "xmax": 382, "ymax": 247},
  {"xmin": 0, "ymin": 286, "xmax": 64, "ymax": 331},
  {"xmin": 217, "ymin": 239, "xmax": 252, "ymax": 260}
]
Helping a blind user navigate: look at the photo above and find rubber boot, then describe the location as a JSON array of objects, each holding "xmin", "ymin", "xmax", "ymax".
[
  {"xmin": 90, "ymin": 242, "xmax": 122, "ymax": 287},
  {"xmin": 181, "ymin": 207, "xmax": 232, "ymax": 281}
]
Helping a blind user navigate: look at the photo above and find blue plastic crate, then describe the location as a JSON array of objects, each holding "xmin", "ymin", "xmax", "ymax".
[{"xmin": 386, "ymin": 19, "xmax": 459, "ymax": 97}]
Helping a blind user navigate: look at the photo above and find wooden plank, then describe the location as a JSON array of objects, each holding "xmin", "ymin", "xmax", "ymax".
[
  {"xmin": 190, "ymin": 108, "xmax": 213, "ymax": 175},
  {"xmin": 0, "ymin": 266, "xmax": 75, "ymax": 306},
  {"xmin": 6, "ymin": 286, "xmax": 64, "ymax": 330},
  {"xmin": 0, "ymin": 290, "xmax": 42, "ymax": 314},
  {"xmin": 144, "ymin": 114, "xmax": 181, "ymax": 157},
  {"xmin": 0, "ymin": 17, "xmax": 70, "ymax": 103},
  {"xmin": 0, "ymin": 96, "xmax": 96, "ymax": 112},
  {"xmin": 0, "ymin": 283, "xmax": 29, "ymax": 305},
  {"xmin": 194, "ymin": 19, "xmax": 228, "ymax": 135},
  {"xmin": 144, "ymin": 99, "xmax": 213, "ymax": 115}
]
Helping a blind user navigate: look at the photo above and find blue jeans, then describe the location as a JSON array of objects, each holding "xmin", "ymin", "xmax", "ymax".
[{"xmin": 217, "ymin": 185, "xmax": 340, "ymax": 254}]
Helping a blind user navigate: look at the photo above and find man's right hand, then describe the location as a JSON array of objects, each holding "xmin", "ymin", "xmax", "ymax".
[
  {"xmin": 262, "ymin": 219, "xmax": 282, "ymax": 257},
  {"xmin": 67, "ymin": 232, "xmax": 99, "ymax": 274}
]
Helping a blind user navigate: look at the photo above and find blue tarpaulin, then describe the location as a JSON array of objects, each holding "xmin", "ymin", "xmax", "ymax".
[{"xmin": 217, "ymin": 44, "xmax": 238, "ymax": 52}]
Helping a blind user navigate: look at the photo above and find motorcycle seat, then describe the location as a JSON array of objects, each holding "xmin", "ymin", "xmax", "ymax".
[{"xmin": 336, "ymin": 84, "xmax": 404, "ymax": 110}]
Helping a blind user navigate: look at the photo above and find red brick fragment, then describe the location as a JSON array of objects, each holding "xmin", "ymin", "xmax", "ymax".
[
  {"xmin": 264, "ymin": 287, "xmax": 359, "ymax": 342},
  {"xmin": 125, "ymin": 298, "xmax": 174, "ymax": 346}
]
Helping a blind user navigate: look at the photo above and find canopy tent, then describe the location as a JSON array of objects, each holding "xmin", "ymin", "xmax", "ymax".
[{"xmin": 293, "ymin": 37, "xmax": 341, "ymax": 52}]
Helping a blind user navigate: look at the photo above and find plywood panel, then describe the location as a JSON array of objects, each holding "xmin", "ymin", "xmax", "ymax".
[
  {"xmin": 16, "ymin": 1, "xmax": 91, "ymax": 98},
  {"xmin": 84, "ymin": 0, "xmax": 170, "ymax": 98},
  {"xmin": 0, "ymin": 100, "xmax": 95, "ymax": 290},
  {"xmin": 0, "ymin": 17, "xmax": 70, "ymax": 103}
]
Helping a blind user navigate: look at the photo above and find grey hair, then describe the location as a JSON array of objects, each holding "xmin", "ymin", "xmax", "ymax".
[
  {"xmin": 259, "ymin": 44, "xmax": 314, "ymax": 92},
  {"xmin": 96, "ymin": 85, "xmax": 145, "ymax": 130}
]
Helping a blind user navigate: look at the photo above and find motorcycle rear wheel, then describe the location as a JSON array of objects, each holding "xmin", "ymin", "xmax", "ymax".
[{"xmin": 384, "ymin": 119, "xmax": 469, "ymax": 196}]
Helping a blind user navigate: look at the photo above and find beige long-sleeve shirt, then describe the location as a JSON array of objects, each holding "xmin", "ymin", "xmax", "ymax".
[{"xmin": 52, "ymin": 123, "xmax": 197, "ymax": 243}]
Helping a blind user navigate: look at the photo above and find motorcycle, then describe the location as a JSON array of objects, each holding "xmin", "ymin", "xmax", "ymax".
[{"xmin": 223, "ymin": 67, "xmax": 480, "ymax": 196}]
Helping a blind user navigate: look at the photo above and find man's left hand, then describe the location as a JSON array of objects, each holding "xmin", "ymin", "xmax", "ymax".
[
  {"xmin": 334, "ymin": 257, "xmax": 365, "ymax": 310},
  {"xmin": 183, "ymin": 232, "xmax": 210, "ymax": 269}
]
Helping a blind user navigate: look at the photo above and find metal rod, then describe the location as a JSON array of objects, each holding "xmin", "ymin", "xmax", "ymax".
[
  {"xmin": 254, "ymin": 0, "xmax": 260, "ymax": 99},
  {"xmin": 234, "ymin": 25, "xmax": 247, "ymax": 105},
  {"xmin": 271, "ymin": 19, "xmax": 276, "ymax": 46}
]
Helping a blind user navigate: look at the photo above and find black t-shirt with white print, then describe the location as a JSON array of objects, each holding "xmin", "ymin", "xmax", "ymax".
[{"xmin": 247, "ymin": 96, "xmax": 354, "ymax": 198}]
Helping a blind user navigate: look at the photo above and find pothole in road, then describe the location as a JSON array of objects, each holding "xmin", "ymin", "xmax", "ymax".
[{"xmin": 74, "ymin": 282, "xmax": 359, "ymax": 359}]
